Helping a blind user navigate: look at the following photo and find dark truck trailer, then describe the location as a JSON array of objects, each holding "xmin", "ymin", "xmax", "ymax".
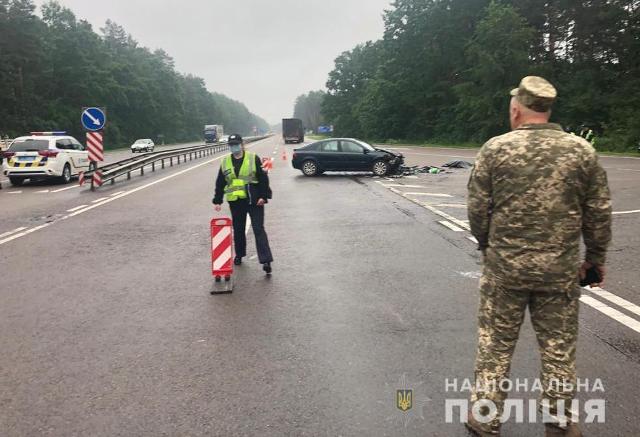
[{"xmin": 282, "ymin": 118, "xmax": 304, "ymax": 144}]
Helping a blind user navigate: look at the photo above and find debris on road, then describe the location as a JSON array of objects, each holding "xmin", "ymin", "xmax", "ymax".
[{"xmin": 442, "ymin": 160, "xmax": 473, "ymax": 169}]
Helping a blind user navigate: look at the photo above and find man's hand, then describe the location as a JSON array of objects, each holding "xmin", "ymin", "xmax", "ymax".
[
  {"xmin": 580, "ymin": 261, "xmax": 606, "ymax": 287},
  {"xmin": 256, "ymin": 198, "xmax": 266, "ymax": 206},
  {"xmin": 214, "ymin": 204, "xmax": 222, "ymax": 212}
]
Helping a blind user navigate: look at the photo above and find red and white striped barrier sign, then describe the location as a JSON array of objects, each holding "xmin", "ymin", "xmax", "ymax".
[
  {"xmin": 92, "ymin": 170, "xmax": 103, "ymax": 187},
  {"xmin": 211, "ymin": 218, "xmax": 233, "ymax": 278},
  {"xmin": 86, "ymin": 131, "xmax": 104, "ymax": 162},
  {"xmin": 78, "ymin": 171, "xmax": 85, "ymax": 186}
]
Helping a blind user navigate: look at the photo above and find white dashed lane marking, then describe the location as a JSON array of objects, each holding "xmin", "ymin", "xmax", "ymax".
[
  {"xmin": 91, "ymin": 197, "xmax": 109, "ymax": 203},
  {"xmin": 613, "ymin": 209, "xmax": 640, "ymax": 215},
  {"xmin": 51, "ymin": 185, "xmax": 79, "ymax": 193},
  {"xmin": 66, "ymin": 205, "xmax": 88, "ymax": 212},
  {"xmin": 0, "ymin": 227, "xmax": 27, "ymax": 239},
  {"xmin": 438, "ymin": 220, "xmax": 464, "ymax": 232},
  {"xmin": 580, "ymin": 295, "xmax": 640, "ymax": 334},
  {"xmin": 403, "ymin": 192, "xmax": 453, "ymax": 198}
]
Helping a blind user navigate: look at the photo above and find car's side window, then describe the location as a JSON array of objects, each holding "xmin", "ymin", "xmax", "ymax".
[
  {"xmin": 340, "ymin": 141, "xmax": 364, "ymax": 153},
  {"xmin": 321, "ymin": 140, "xmax": 339, "ymax": 152},
  {"xmin": 72, "ymin": 139, "xmax": 85, "ymax": 151},
  {"xmin": 56, "ymin": 139, "xmax": 71, "ymax": 150}
]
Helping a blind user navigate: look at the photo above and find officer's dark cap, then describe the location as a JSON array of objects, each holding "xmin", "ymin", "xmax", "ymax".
[{"xmin": 228, "ymin": 134, "xmax": 243, "ymax": 145}]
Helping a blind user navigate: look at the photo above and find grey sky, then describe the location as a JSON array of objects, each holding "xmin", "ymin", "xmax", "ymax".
[{"xmin": 37, "ymin": 0, "xmax": 392, "ymax": 124}]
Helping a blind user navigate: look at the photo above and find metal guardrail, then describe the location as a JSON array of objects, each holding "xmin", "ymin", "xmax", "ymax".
[{"xmin": 84, "ymin": 135, "xmax": 271, "ymax": 190}]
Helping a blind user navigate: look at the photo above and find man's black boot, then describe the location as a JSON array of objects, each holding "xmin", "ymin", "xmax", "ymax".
[
  {"xmin": 263, "ymin": 262, "xmax": 272, "ymax": 274},
  {"xmin": 234, "ymin": 257, "xmax": 242, "ymax": 265}
]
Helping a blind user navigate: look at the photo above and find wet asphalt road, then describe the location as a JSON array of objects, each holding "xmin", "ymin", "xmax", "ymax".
[{"xmin": 1, "ymin": 136, "xmax": 639, "ymax": 436}]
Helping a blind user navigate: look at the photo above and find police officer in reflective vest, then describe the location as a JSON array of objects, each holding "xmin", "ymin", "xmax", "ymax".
[{"xmin": 213, "ymin": 134, "xmax": 273, "ymax": 274}]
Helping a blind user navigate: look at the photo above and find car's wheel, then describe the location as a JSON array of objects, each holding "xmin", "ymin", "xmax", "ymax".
[
  {"xmin": 9, "ymin": 177, "xmax": 24, "ymax": 186},
  {"xmin": 301, "ymin": 160, "xmax": 319, "ymax": 176},
  {"xmin": 372, "ymin": 160, "xmax": 389, "ymax": 176},
  {"xmin": 60, "ymin": 164, "xmax": 72, "ymax": 184}
]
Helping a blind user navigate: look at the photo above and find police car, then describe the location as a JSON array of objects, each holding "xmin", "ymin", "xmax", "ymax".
[{"xmin": 1, "ymin": 132, "xmax": 91, "ymax": 186}]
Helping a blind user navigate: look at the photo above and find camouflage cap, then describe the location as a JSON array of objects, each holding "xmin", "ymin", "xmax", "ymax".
[{"xmin": 510, "ymin": 76, "xmax": 557, "ymax": 112}]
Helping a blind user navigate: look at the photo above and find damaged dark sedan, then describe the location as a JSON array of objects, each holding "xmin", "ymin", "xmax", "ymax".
[{"xmin": 291, "ymin": 138, "xmax": 404, "ymax": 177}]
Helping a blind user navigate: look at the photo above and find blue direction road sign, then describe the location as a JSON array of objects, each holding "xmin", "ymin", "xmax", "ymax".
[{"xmin": 81, "ymin": 107, "xmax": 106, "ymax": 131}]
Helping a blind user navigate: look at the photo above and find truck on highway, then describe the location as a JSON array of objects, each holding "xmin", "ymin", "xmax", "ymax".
[
  {"xmin": 204, "ymin": 125, "xmax": 224, "ymax": 144},
  {"xmin": 282, "ymin": 118, "xmax": 304, "ymax": 144}
]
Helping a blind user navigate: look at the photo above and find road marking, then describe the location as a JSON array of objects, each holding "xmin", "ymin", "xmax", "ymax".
[
  {"xmin": 438, "ymin": 220, "xmax": 464, "ymax": 232},
  {"xmin": 91, "ymin": 197, "xmax": 109, "ymax": 203},
  {"xmin": 580, "ymin": 295, "xmax": 640, "ymax": 334},
  {"xmin": 66, "ymin": 205, "xmax": 88, "ymax": 212},
  {"xmin": 0, "ymin": 138, "xmax": 270, "ymax": 247},
  {"xmin": 0, "ymin": 223, "xmax": 50, "ymax": 245},
  {"xmin": 51, "ymin": 185, "xmax": 78, "ymax": 193},
  {"xmin": 110, "ymin": 191, "xmax": 126, "ymax": 197},
  {"xmin": 613, "ymin": 209, "xmax": 640, "ymax": 215},
  {"xmin": 433, "ymin": 203, "xmax": 467, "ymax": 208},
  {"xmin": 0, "ymin": 227, "xmax": 28, "ymax": 239},
  {"xmin": 468, "ymin": 236, "xmax": 479, "ymax": 244},
  {"xmin": 36, "ymin": 190, "xmax": 50, "ymax": 193},
  {"xmin": 586, "ymin": 286, "xmax": 640, "ymax": 317},
  {"xmin": 403, "ymin": 192, "xmax": 453, "ymax": 198},
  {"xmin": 7, "ymin": 190, "xmax": 22, "ymax": 194},
  {"xmin": 381, "ymin": 183, "xmax": 428, "ymax": 189},
  {"xmin": 246, "ymin": 216, "xmax": 252, "ymax": 235}
]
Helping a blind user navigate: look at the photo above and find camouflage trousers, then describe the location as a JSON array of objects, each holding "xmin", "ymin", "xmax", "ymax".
[{"xmin": 470, "ymin": 275, "xmax": 580, "ymax": 431}]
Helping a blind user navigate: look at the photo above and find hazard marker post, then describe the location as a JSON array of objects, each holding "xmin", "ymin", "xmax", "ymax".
[
  {"xmin": 81, "ymin": 107, "xmax": 106, "ymax": 191},
  {"xmin": 211, "ymin": 217, "xmax": 234, "ymax": 294}
]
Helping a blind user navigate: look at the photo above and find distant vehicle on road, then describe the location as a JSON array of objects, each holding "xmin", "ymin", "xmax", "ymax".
[
  {"xmin": 130, "ymin": 139, "xmax": 155, "ymax": 153},
  {"xmin": 282, "ymin": 118, "xmax": 304, "ymax": 144},
  {"xmin": 2, "ymin": 131, "xmax": 90, "ymax": 186},
  {"xmin": 292, "ymin": 138, "xmax": 404, "ymax": 177},
  {"xmin": 204, "ymin": 125, "xmax": 224, "ymax": 144}
]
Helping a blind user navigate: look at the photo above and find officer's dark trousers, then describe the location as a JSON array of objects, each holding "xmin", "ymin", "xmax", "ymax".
[{"xmin": 229, "ymin": 200, "xmax": 273, "ymax": 264}]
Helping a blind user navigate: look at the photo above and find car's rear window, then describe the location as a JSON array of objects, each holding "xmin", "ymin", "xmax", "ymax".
[{"xmin": 9, "ymin": 139, "xmax": 50, "ymax": 151}]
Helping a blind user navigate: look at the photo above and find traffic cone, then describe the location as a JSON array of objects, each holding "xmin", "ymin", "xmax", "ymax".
[{"xmin": 281, "ymin": 148, "xmax": 287, "ymax": 161}]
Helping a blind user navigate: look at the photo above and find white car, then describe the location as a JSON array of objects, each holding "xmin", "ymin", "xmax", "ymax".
[
  {"xmin": 131, "ymin": 139, "xmax": 155, "ymax": 153},
  {"xmin": 2, "ymin": 132, "xmax": 90, "ymax": 186}
]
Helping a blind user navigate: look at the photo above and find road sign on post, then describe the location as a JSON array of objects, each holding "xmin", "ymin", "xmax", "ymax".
[{"xmin": 81, "ymin": 107, "xmax": 106, "ymax": 131}]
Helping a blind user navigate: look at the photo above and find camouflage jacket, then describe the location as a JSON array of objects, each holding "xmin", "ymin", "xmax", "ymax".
[{"xmin": 467, "ymin": 123, "xmax": 612, "ymax": 292}]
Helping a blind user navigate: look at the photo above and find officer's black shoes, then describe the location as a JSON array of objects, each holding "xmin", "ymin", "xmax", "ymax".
[
  {"xmin": 263, "ymin": 262, "xmax": 272, "ymax": 274},
  {"xmin": 465, "ymin": 412, "xmax": 501, "ymax": 436},
  {"xmin": 545, "ymin": 423, "xmax": 582, "ymax": 437},
  {"xmin": 234, "ymin": 256, "xmax": 243, "ymax": 265}
]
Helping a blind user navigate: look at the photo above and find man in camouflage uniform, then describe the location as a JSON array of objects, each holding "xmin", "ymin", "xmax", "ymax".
[{"xmin": 465, "ymin": 76, "xmax": 612, "ymax": 437}]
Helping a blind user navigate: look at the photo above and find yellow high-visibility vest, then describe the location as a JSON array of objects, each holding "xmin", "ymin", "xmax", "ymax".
[{"xmin": 221, "ymin": 152, "xmax": 258, "ymax": 201}]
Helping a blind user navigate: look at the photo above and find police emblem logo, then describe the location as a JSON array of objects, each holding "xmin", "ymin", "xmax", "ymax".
[{"xmin": 397, "ymin": 389, "xmax": 412, "ymax": 412}]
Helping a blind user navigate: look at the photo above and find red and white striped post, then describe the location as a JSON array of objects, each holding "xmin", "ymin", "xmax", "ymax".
[
  {"xmin": 86, "ymin": 131, "xmax": 104, "ymax": 190},
  {"xmin": 211, "ymin": 217, "xmax": 234, "ymax": 293}
]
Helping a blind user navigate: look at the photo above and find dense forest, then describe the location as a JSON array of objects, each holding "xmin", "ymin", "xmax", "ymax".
[
  {"xmin": 299, "ymin": 0, "xmax": 639, "ymax": 151},
  {"xmin": 293, "ymin": 90, "xmax": 326, "ymax": 134},
  {"xmin": 0, "ymin": 0, "xmax": 269, "ymax": 148}
]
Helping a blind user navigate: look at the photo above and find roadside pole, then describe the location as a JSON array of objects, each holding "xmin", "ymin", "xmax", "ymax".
[{"xmin": 81, "ymin": 107, "xmax": 107, "ymax": 191}]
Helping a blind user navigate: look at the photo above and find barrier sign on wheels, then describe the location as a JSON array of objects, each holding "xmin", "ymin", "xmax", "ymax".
[{"xmin": 211, "ymin": 217, "xmax": 234, "ymax": 294}]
